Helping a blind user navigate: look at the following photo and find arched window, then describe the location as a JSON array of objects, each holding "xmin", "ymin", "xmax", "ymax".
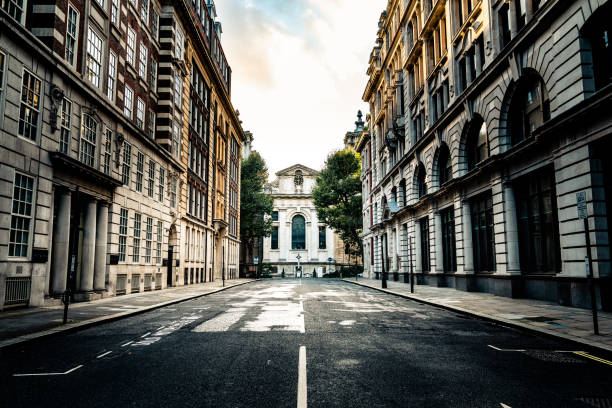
[
  {"xmin": 581, "ymin": 2, "xmax": 612, "ymax": 91},
  {"xmin": 416, "ymin": 163, "xmax": 427, "ymax": 199},
  {"xmin": 438, "ymin": 143, "xmax": 452, "ymax": 185},
  {"xmin": 509, "ymin": 72, "xmax": 550, "ymax": 145},
  {"xmin": 294, "ymin": 170, "xmax": 303, "ymax": 186},
  {"xmin": 291, "ymin": 215, "xmax": 306, "ymax": 250},
  {"xmin": 466, "ymin": 116, "xmax": 488, "ymax": 171}
]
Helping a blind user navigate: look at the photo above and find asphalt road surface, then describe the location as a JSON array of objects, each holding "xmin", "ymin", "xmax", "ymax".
[{"xmin": 1, "ymin": 279, "xmax": 611, "ymax": 408}]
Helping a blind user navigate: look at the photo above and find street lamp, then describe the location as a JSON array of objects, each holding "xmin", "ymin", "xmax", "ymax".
[{"xmin": 296, "ymin": 254, "xmax": 302, "ymax": 278}]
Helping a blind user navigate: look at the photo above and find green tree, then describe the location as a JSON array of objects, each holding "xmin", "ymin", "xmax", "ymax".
[
  {"xmin": 312, "ymin": 149, "xmax": 362, "ymax": 255},
  {"xmin": 240, "ymin": 152, "xmax": 274, "ymax": 260}
]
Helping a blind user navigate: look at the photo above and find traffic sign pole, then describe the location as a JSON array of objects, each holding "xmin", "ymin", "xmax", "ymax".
[{"xmin": 577, "ymin": 191, "xmax": 599, "ymax": 335}]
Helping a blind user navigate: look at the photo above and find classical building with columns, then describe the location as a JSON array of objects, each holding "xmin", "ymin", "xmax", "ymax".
[
  {"xmin": 358, "ymin": 0, "xmax": 611, "ymax": 310},
  {"xmin": 0, "ymin": 0, "xmax": 242, "ymax": 309},
  {"xmin": 263, "ymin": 164, "xmax": 343, "ymax": 277}
]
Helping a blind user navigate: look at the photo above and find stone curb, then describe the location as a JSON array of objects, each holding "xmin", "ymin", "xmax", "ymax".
[
  {"xmin": 0, "ymin": 280, "xmax": 255, "ymax": 351},
  {"xmin": 343, "ymin": 279, "xmax": 612, "ymax": 355}
]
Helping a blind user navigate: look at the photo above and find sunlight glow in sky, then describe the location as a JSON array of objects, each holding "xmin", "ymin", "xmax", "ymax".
[{"xmin": 219, "ymin": 0, "xmax": 384, "ymax": 177}]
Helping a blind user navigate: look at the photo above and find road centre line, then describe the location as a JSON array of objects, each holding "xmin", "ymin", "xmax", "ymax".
[
  {"xmin": 141, "ymin": 332, "xmax": 151, "ymax": 338},
  {"xmin": 13, "ymin": 365, "xmax": 83, "ymax": 377},
  {"xmin": 297, "ymin": 346, "xmax": 307, "ymax": 408},
  {"xmin": 574, "ymin": 351, "xmax": 612, "ymax": 366},
  {"xmin": 121, "ymin": 341, "xmax": 134, "ymax": 347},
  {"xmin": 96, "ymin": 351, "xmax": 112, "ymax": 359}
]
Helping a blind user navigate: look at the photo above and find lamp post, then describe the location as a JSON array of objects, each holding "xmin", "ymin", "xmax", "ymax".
[{"xmin": 296, "ymin": 254, "xmax": 302, "ymax": 278}]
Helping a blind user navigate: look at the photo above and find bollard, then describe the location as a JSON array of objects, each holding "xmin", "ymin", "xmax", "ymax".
[{"xmin": 61, "ymin": 289, "xmax": 71, "ymax": 324}]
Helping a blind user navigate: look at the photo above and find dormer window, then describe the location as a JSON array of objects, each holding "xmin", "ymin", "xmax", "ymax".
[{"xmin": 294, "ymin": 170, "xmax": 303, "ymax": 186}]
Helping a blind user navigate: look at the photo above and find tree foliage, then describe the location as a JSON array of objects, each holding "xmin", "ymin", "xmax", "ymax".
[
  {"xmin": 240, "ymin": 152, "xmax": 274, "ymax": 247},
  {"xmin": 312, "ymin": 149, "xmax": 362, "ymax": 254}
]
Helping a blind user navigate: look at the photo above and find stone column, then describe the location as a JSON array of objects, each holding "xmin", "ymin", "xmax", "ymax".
[
  {"xmin": 434, "ymin": 212, "xmax": 444, "ymax": 273},
  {"xmin": 93, "ymin": 201, "xmax": 109, "ymax": 291},
  {"xmin": 462, "ymin": 201, "xmax": 474, "ymax": 273},
  {"xmin": 509, "ymin": 0, "xmax": 519, "ymax": 36},
  {"xmin": 504, "ymin": 183, "xmax": 521, "ymax": 274},
  {"xmin": 415, "ymin": 220, "xmax": 422, "ymax": 273},
  {"xmin": 51, "ymin": 190, "xmax": 71, "ymax": 295},
  {"xmin": 79, "ymin": 199, "xmax": 97, "ymax": 292}
]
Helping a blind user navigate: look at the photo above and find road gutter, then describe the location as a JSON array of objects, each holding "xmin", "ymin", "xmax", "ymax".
[
  {"xmin": 342, "ymin": 279, "xmax": 612, "ymax": 354},
  {"xmin": 0, "ymin": 280, "xmax": 256, "ymax": 351}
]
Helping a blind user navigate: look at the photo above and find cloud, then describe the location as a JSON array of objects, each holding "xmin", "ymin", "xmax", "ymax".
[{"xmin": 219, "ymin": 0, "xmax": 384, "ymax": 177}]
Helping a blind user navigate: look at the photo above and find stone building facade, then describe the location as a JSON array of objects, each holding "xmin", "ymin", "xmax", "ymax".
[
  {"xmin": 357, "ymin": 0, "xmax": 611, "ymax": 309},
  {"xmin": 263, "ymin": 164, "xmax": 343, "ymax": 277},
  {"xmin": 0, "ymin": 0, "xmax": 242, "ymax": 309}
]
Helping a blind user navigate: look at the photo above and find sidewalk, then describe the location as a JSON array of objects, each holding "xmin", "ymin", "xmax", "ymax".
[
  {"xmin": 0, "ymin": 279, "xmax": 254, "ymax": 350},
  {"xmin": 344, "ymin": 278, "xmax": 612, "ymax": 353}
]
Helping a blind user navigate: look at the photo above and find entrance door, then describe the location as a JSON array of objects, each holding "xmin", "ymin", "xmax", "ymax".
[
  {"xmin": 167, "ymin": 245, "xmax": 174, "ymax": 286},
  {"xmin": 67, "ymin": 199, "xmax": 84, "ymax": 293}
]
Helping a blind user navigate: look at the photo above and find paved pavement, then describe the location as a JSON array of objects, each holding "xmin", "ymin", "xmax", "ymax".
[
  {"xmin": 0, "ymin": 279, "xmax": 254, "ymax": 349},
  {"xmin": 0, "ymin": 279, "xmax": 610, "ymax": 407},
  {"xmin": 344, "ymin": 278, "xmax": 612, "ymax": 352}
]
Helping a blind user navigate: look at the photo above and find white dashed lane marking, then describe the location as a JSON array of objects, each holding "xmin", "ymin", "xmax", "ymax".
[
  {"xmin": 297, "ymin": 346, "xmax": 307, "ymax": 408},
  {"xmin": 13, "ymin": 365, "xmax": 84, "ymax": 377}
]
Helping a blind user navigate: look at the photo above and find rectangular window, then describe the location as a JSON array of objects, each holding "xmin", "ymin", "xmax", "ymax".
[
  {"xmin": 127, "ymin": 27, "xmax": 136, "ymax": 66},
  {"xmin": 65, "ymin": 5, "xmax": 79, "ymax": 67},
  {"xmin": 124, "ymin": 85, "xmax": 133, "ymax": 117},
  {"xmin": 149, "ymin": 59, "xmax": 157, "ymax": 91},
  {"xmin": 271, "ymin": 226, "xmax": 279, "ymax": 250},
  {"xmin": 103, "ymin": 128, "xmax": 112, "ymax": 175},
  {"xmin": 170, "ymin": 176, "xmax": 177, "ymax": 208},
  {"xmin": 172, "ymin": 121, "xmax": 181, "ymax": 159},
  {"xmin": 133, "ymin": 212, "xmax": 141, "ymax": 262},
  {"xmin": 175, "ymin": 24, "xmax": 184, "ymax": 60},
  {"xmin": 136, "ymin": 97, "xmax": 145, "ymax": 129},
  {"xmin": 174, "ymin": 73, "xmax": 183, "ymax": 107},
  {"xmin": 155, "ymin": 220, "xmax": 163, "ymax": 264},
  {"xmin": 147, "ymin": 109, "xmax": 155, "ymax": 138},
  {"xmin": 140, "ymin": 0, "xmax": 148, "ymax": 23},
  {"xmin": 151, "ymin": 9, "xmax": 159, "ymax": 41},
  {"xmin": 86, "ymin": 27, "xmax": 103, "ymax": 88},
  {"xmin": 122, "ymin": 143, "xmax": 131, "ymax": 185},
  {"xmin": 441, "ymin": 207, "xmax": 457, "ymax": 272},
  {"xmin": 111, "ymin": 0, "xmax": 119, "ymax": 24},
  {"xmin": 19, "ymin": 70, "xmax": 41, "ymax": 141},
  {"xmin": 147, "ymin": 159, "xmax": 155, "ymax": 198},
  {"xmin": 107, "ymin": 50, "xmax": 117, "ymax": 100},
  {"xmin": 144, "ymin": 216, "xmax": 152, "ymax": 263},
  {"xmin": 471, "ymin": 192, "xmax": 496, "ymax": 273},
  {"xmin": 138, "ymin": 42, "xmax": 147, "ymax": 78},
  {"xmin": 9, "ymin": 173, "xmax": 34, "ymax": 257},
  {"xmin": 158, "ymin": 167, "xmax": 165, "ymax": 202},
  {"xmin": 318, "ymin": 226, "xmax": 326, "ymax": 250},
  {"xmin": 59, "ymin": 98, "xmax": 71, "ymax": 154},
  {"xmin": 135, "ymin": 151, "xmax": 144, "ymax": 192},
  {"xmin": 420, "ymin": 217, "xmax": 430, "ymax": 272},
  {"xmin": 80, "ymin": 113, "xmax": 97, "ymax": 167},
  {"xmin": 119, "ymin": 208, "xmax": 128, "ymax": 262},
  {"xmin": 2, "ymin": 0, "xmax": 26, "ymax": 23},
  {"xmin": 515, "ymin": 167, "xmax": 561, "ymax": 273}
]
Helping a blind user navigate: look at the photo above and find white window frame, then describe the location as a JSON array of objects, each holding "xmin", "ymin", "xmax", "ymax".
[
  {"xmin": 86, "ymin": 27, "xmax": 103, "ymax": 88},
  {"xmin": 138, "ymin": 42, "xmax": 147, "ymax": 79},
  {"xmin": 172, "ymin": 121, "xmax": 181, "ymax": 159},
  {"xmin": 174, "ymin": 24, "xmax": 184, "ymax": 60},
  {"xmin": 80, "ymin": 112, "xmax": 97, "ymax": 167},
  {"xmin": 119, "ymin": 208, "xmax": 128, "ymax": 262},
  {"xmin": 133, "ymin": 212, "xmax": 141, "ymax": 263},
  {"xmin": 107, "ymin": 50, "xmax": 117, "ymax": 101},
  {"xmin": 65, "ymin": 5, "xmax": 79, "ymax": 68},
  {"xmin": 111, "ymin": 0, "xmax": 119, "ymax": 25},
  {"xmin": 59, "ymin": 98, "xmax": 71, "ymax": 154},
  {"xmin": 127, "ymin": 27, "xmax": 136, "ymax": 66},
  {"xmin": 124, "ymin": 85, "xmax": 133, "ymax": 117},
  {"xmin": 136, "ymin": 97, "xmax": 145, "ymax": 129},
  {"xmin": 174, "ymin": 72, "xmax": 182, "ymax": 107},
  {"xmin": 2, "ymin": 0, "xmax": 27, "ymax": 24},
  {"xmin": 8, "ymin": 172, "xmax": 35, "ymax": 258},
  {"xmin": 18, "ymin": 69, "xmax": 41, "ymax": 142},
  {"xmin": 140, "ymin": 0, "xmax": 148, "ymax": 24}
]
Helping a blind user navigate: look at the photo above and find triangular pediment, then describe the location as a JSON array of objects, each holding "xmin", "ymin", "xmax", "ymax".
[{"xmin": 275, "ymin": 164, "xmax": 319, "ymax": 177}]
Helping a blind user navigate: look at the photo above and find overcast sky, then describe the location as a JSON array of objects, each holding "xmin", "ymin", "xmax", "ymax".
[{"xmin": 218, "ymin": 0, "xmax": 383, "ymax": 178}]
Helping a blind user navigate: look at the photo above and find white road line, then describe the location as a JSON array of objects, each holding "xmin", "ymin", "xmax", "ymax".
[
  {"xmin": 487, "ymin": 345, "xmax": 526, "ymax": 352},
  {"xmin": 96, "ymin": 351, "xmax": 112, "ymax": 359},
  {"xmin": 120, "ymin": 341, "xmax": 134, "ymax": 347},
  {"xmin": 13, "ymin": 365, "xmax": 84, "ymax": 377},
  {"xmin": 500, "ymin": 403, "xmax": 512, "ymax": 408},
  {"xmin": 297, "ymin": 346, "xmax": 307, "ymax": 408},
  {"xmin": 140, "ymin": 332, "xmax": 151, "ymax": 338}
]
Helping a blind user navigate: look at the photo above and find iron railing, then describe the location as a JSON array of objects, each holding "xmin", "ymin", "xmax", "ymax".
[
  {"xmin": 116, "ymin": 274, "xmax": 127, "ymax": 295},
  {"xmin": 4, "ymin": 277, "xmax": 31, "ymax": 306},
  {"xmin": 131, "ymin": 274, "xmax": 140, "ymax": 293},
  {"xmin": 155, "ymin": 273, "xmax": 162, "ymax": 290},
  {"xmin": 144, "ymin": 274, "xmax": 152, "ymax": 291}
]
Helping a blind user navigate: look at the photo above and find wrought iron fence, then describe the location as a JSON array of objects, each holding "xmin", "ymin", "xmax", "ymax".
[
  {"xmin": 4, "ymin": 277, "xmax": 31, "ymax": 306},
  {"xmin": 116, "ymin": 274, "xmax": 127, "ymax": 295}
]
